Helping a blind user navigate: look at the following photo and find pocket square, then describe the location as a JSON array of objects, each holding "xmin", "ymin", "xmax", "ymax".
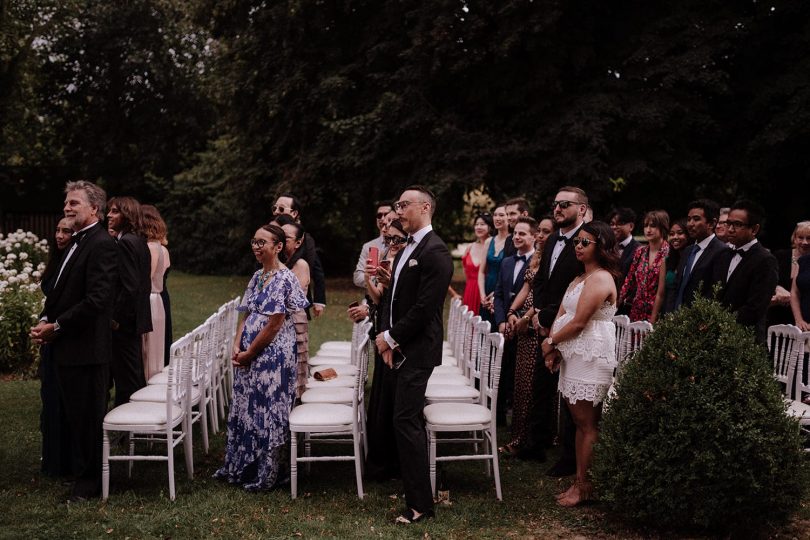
[{"xmin": 409, "ymin": 259, "xmax": 419, "ymax": 267}]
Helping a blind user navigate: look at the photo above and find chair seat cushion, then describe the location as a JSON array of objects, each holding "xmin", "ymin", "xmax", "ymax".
[
  {"xmin": 104, "ymin": 402, "xmax": 183, "ymax": 427},
  {"xmin": 433, "ymin": 365, "xmax": 462, "ymax": 375},
  {"xmin": 786, "ymin": 398, "xmax": 810, "ymax": 423},
  {"xmin": 441, "ymin": 356, "xmax": 458, "ymax": 366},
  {"xmin": 301, "ymin": 387, "xmax": 355, "ymax": 404},
  {"xmin": 147, "ymin": 371, "xmax": 169, "ymax": 385},
  {"xmin": 425, "ymin": 384, "xmax": 480, "ymax": 400},
  {"xmin": 130, "ymin": 384, "xmax": 200, "ymax": 403},
  {"xmin": 427, "ymin": 373, "xmax": 470, "ymax": 386},
  {"xmin": 424, "ymin": 403, "xmax": 491, "ymax": 426},
  {"xmin": 290, "ymin": 403, "xmax": 354, "ymax": 426},
  {"xmin": 306, "ymin": 376, "xmax": 356, "ymax": 388},
  {"xmin": 319, "ymin": 341, "xmax": 351, "ymax": 350},
  {"xmin": 308, "ymin": 354, "xmax": 352, "ymax": 366}
]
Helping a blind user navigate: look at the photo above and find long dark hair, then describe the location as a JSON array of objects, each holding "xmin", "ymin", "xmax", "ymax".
[
  {"xmin": 666, "ymin": 217, "xmax": 688, "ymax": 272},
  {"xmin": 580, "ymin": 220, "xmax": 622, "ymax": 281},
  {"xmin": 107, "ymin": 196, "xmax": 143, "ymax": 235}
]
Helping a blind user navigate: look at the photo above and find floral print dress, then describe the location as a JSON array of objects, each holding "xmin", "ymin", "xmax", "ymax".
[
  {"xmin": 619, "ymin": 241, "xmax": 669, "ymax": 322},
  {"xmin": 214, "ymin": 267, "xmax": 309, "ymax": 491}
]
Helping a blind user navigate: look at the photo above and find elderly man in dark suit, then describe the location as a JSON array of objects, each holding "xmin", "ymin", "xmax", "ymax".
[
  {"xmin": 673, "ymin": 198, "xmax": 726, "ymax": 310},
  {"xmin": 712, "ymin": 200, "xmax": 778, "ymax": 344},
  {"xmin": 31, "ymin": 180, "xmax": 117, "ymax": 502},
  {"xmin": 374, "ymin": 185, "xmax": 453, "ymax": 524},
  {"xmin": 526, "ymin": 186, "xmax": 587, "ymax": 475},
  {"xmin": 106, "ymin": 196, "xmax": 152, "ymax": 405},
  {"xmin": 493, "ymin": 216, "xmax": 536, "ymax": 424}
]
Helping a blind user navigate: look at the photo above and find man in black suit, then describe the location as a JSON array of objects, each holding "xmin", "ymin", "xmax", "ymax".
[
  {"xmin": 608, "ymin": 207, "xmax": 639, "ymax": 282},
  {"xmin": 493, "ymin": 216, "xmax": 536, "ymax": 424},
  {"xmin": 273, "ymin": 194, "xmax": 327, "ymax": 318},
  {"xmin": 673, "ymin": 199, "xmax": 726, "ymax": 310},
  {"xmin": 107, "ymin": 196, "xmax": 152, "ymax": 405},
  {"xmin": 374, "ymin": 185, "xmax": 453, "ymax": 524},
  {"xmin": 31, "ymin": 180, "xmax": 117, "ymax": 502},
  {"xmin": 525, "ymin": 186, "xmax": 587, "ymax": 474},
  {"xmin": 711, "ymin": 200, "xmax": 778, "ymax": 344}
]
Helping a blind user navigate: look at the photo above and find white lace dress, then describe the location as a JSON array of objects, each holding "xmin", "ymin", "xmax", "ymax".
[{"xmin": 552, "ymin": 279, "xmax": 617, "ymax": 405}]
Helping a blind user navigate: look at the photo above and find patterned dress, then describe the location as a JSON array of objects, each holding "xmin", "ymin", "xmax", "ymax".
[
  {"xmin": 508, "ymin": 267, "xmax": 539, "ymax": 449},
  {"xmin": 619, "ymin": 242, "xmax": 669, "ymax": 322},
  {"xmin": 214, "ymin": 267, "xmax": 309, "ymax": 491}
]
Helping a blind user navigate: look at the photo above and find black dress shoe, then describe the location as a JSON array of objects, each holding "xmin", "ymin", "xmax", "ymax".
[
  {"xmin": 545, "ymin": 459, "xmax": 576, "ymax": 477},
  {"xmin": 395, "ymin": 508, "xmax": 435, "ymax": 524}
]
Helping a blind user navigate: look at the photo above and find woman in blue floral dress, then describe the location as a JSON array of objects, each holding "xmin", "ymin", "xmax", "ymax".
[{"xmin": 214, "ymin": 224, "xmax": 309, "ymax": 491}]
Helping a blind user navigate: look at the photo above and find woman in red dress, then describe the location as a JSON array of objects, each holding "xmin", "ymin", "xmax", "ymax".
[{"xmin": 461, "ymin": 213, "xmax": 494, "ymax": 315}]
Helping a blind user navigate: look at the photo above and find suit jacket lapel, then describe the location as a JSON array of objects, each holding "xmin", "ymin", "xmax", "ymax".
[{"xmin": 48, "ymin": 222, "xmax": 101, "ymax": 303}]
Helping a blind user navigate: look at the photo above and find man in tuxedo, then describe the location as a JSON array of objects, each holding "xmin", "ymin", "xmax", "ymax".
[
  {"xmin": 526, "ymin": 186, "xmax": 587, "ymax": 474},
  {"xmin": 273, "ymin": 194, "xmax": 327, "ymax": 317},
  {"xmin": 374, "ymin": 186, "xmax": 453, "ymax": 524},
  {"xmin": 502, "ymin": 197, "xmax": 530, "ymax": 258},
  {"xmin": 608, "ymin": 207, "xmax": 639, "ymax": 281},
  {"xmin": 107, "ymin": 196, "xmax": 152, "ymax": 405},
  {"xmin": 712, "ymin": 200, "xmax": 778, "ymax": 344},
  {"xmin": 493, "ymin": 216, "xmax": 536, "ymax": 424},
  {"xmin": 353, "ymin": 201, "xmax": 392, "ymax": 288},
  {"xmin": 31, "ymin": 180, "xmax": 117, "ymax": 502},
  {"xmin": 673, "ymin": 199, "xmax": 726, "ymax": 310}
]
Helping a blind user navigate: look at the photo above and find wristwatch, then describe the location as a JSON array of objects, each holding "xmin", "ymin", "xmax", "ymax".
[
  {"xmin": 53, "ymin": 320, "xmax": 61, "ymax": 333},
  {"xmin": 545, "ymin": 337, "xmax": 554, "ymax": 347}
]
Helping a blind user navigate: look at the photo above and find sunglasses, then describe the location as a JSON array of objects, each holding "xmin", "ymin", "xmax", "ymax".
[
  {"xmin": 551, "ymin": 200, "xmax": 582, "ymax": 210},
  {"xmin": 376, "ymin": 212, "xmax": 388, "ymax": 219},
  {"xmin": 272, "ymin": 205, "xmax": 289, "ymax": 213},
  {"xmin": 572, "ymin": 237, "xmax": 596, "ymax": 248},
  {"xmin": 386, "ymin": 235, "xmax": 408, "ymax": 245}
]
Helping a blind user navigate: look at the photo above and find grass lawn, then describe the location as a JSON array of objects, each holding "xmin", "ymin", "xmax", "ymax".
[{"xmin": 1, "ymin": 273, "xmax": 808, "ymax": 539}]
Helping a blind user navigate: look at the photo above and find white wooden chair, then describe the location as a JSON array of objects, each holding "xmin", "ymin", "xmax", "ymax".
[
  {"xmin": 626, "ymin": 320, "xmax": 653, "ymax": 357},
  {"xmin": 102, "ymin": 335, "xmax": 194, "ymax": 501},
  {"xmin": 309, "ymin": 319, "xmax": 371, "ymax": 367},
  {"xmin": 768, "ymin": 326, "xmax": 810, "ymax": 445},
  {"xmin": 289, "ymin": 336, "xmax": 368, "ymax": 499},
  {"xmin": 428, "ymin": 312, "xmax": 477, "ymax": 386},
  {"xmin": 426, "ymin": 319, "xmax": 490, "ymax": 404},
  {"xmin": 612, "ymin": 314, "xmax": 631, "ymax": 364},
  {"xmin": 423, "ymin": 332, "xmax": 504, "ymax": 500},
  {"xmin": 793, "ymin": 332, "xmax": 810, "ymax": 447}
]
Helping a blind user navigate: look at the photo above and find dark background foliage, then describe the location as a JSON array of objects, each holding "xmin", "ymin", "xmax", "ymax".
[{"xmin": 2, "ymin": 0, "xmax": 809, "ymax": 274}]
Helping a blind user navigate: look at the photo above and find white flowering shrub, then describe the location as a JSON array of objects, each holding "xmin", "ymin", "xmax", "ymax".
[{"xmin": 0, "ymin": 230, "xmax": 49, "ymax": 372}]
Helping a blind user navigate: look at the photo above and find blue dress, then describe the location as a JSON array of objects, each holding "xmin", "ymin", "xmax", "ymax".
[
  {"xmin": 214, "ymin": 267, "xmax": 309, "ymax": 491},
  {"xmin": 481, "ymin": 237, "xmax": 505, "ymax": 324}
]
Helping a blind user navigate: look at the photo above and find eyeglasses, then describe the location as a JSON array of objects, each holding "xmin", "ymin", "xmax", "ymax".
[
  {"xmin": 250, "ymin": 238, "xmax": 277, "ymax": 248},
  {"xmin": 725, "ymin": 220, "xmax": 750, "ymax": 229},
  {"xmin": 572, "ymin": 237, "xmax": 596, "ymax": 247},
  {"xmin": 551, "ymin": 200, "xmax": 582, "ymax": 210},
  {"xmin": 272, "ymin": 205, "xmax": 289, "ymax": 214},
  {"xmin": 394, "ymin": 200, "xmax": 425, "ymax": 211},
  {"xmin": 385, "ymin": 235, "xmax": 408, "ymax": 245},
  {"xmin": 717, "ymin": 220, "xmax": 728, "ymax": 226}
]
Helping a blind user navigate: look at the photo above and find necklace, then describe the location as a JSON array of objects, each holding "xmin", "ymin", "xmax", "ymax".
[{"xmin": 259, "ymin": 267, "xmax": 279, "ymax": 288}]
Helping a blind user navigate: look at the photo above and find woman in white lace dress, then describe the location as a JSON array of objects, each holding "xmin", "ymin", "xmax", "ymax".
[{"xmin": 540, "ymin": 220, "xmax": 620, "ymax": 507}]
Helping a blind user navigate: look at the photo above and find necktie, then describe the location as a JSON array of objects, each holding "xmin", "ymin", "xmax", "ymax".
[
  {"xmin": 406, "ymin": 235, "xmax": 415, "ymax": 245},
  {"xmin": 674, "ymin": 244, "xmax": 701, "ymax": 309}
]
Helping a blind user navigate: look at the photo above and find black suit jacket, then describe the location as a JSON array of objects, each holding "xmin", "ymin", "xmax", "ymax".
[
  {"xmin": 533, "ymin": 227, "xmax": 585, "ymax": 329},
  {"xmin": 712, "ymin": 242, "xmax": 778, "ymax": 343},
  {"xmin": 384, "ymin": 230, "xmax": 454, "ymax": 368},
  {"xmin": 301, "ymin": 233, "xmax": 326, "ymax": 305},
  {"xmin": 112, "ymin": 231, "xmax": 152, "ymax": 335},
  {"xmin": 493, "ymin": 254, "xmax": 529, "ymax": 325},
  {"xmin": 619, "ymin": 238, "xmax": 640, "ymax": 280},
  {"xmin": 674, "ymin": 236, "xmax": 726, "ymax": 308},
  {"xmin": 41, "ymin": 221, "xmax": 118, "ymax": 366}
]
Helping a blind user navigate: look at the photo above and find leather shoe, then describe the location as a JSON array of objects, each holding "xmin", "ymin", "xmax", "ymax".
[
  {"xmin": 395, "ymin": 508, "xmax": 435, "ymax": 524},
  {"xmin": 545, "ymin": 459, "xmax": 576, "ymax": 477}
]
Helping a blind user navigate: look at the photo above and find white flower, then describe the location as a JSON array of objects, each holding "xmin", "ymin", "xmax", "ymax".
[
  {"xmin": 19, "ymin": 252, "xmax": 29, "ymax": 260},
  {"xmin": 13, "ymin": 242, "xmax": 20, "ymax": 248},
  {"xmin": 32, "ymin": 271, "xmax": 41, "ymax": 279},
  {"xmin": 6, "ymin": 253, "xmax": 16, "ymax": 260},
  {"xmin": 8, "ymin": 275, "xmax": 18, "ymax": 284}
]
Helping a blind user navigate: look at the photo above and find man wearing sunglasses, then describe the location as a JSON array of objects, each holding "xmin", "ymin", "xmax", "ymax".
[
  {"xmin": 353, "ymin": 202, "xmax": 393, "ymax": 288},
  {"xmin": 272, "ymin": 194, "xmax": 327, "ymax": 318},
  {"xmin": 711, "ymin": 200, "xmax": 777, "ymax": 344},
  {"xmin": 524, "ymin": 186, "xmax": 588, "ymax": 475}
]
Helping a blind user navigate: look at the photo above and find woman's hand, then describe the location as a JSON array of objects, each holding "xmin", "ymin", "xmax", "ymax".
[
  {"xmin": 375, "ymin": 262, "xmax": 392, "ymax": 287},
  {"xmin": 544, "ymin": 349, "xmax": 562, "ymax": 373},
  {"xmin": 232, "ymin": 350, "xmax": 254, "ymax": 368},
  {"xmin": 798, "ymin": 320, "xmax": 810, "ymax": 332},
  {"xmin": 512, "ymin": 315, "xmax": 530, "ymax": 336}
]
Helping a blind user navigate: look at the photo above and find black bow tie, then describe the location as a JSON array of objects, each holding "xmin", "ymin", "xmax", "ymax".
[
  {"xmin": 557, "ymin": 235, "xmax": 571, "ymax": 245},
  {"xmin": 516, "ymin": 254, "xmax": 528, "ymax": 263},
  {"xmin": 406, "ymin": 236, "xmax": 415, "ymax": 245},
  {"xmin": 732, "ymin": 247, "xmax": 748, "ymax": 258},
  {"xmin": 71, "ymin": 231, "xmax": 88, "ymax": 246}
]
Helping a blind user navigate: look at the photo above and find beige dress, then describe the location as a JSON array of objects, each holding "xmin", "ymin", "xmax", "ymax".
[{"xmin": 142, "ymin": 242, "xmax": 168, "ymax": 380}]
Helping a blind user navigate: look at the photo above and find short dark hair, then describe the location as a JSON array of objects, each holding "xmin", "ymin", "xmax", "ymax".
[
  {"xmin": 607, "ymin": 207, "xmax": 637, "ymax": 226},
  {"xmin": 687, "ymin": 198, "xmax": 720, "ymax": 223},
  {"xmin": 557, "ymin": 186, "xmax": 589, "ymax": 206},
  {"xmin": 107, "ymin": 196, "xmax": 143, "ymax": 235},
  {"xmin": 273, "ymin": 213, "xmax": 296, "ymax": 227},
  {"xmin": 376, "ymin": 201, "xmax": 393, "ymax": 211},
  {"xmin": 388, "ymin": 218, "xmax": 406, "ymax": 236},
  {"xmin": 515, "ymin": 215, "xmax": 537, "ymax": 231},
  {"xmin": 505, "ymin": 197, "xmax": 531, "ymax": 215},
  {"xmin": 403, "ymin": 185, "xmax": 437, "ymax": 215},
  {"xmin": 280, "ymin": 220, "xmax": 305, "ymax": 240},
  {"xmin": 730, "ymin": 199, "xmax": 765, "ymax": 229},
  {"xmin": 261, "ymin": 223, "xmax": 287, "ymax": 244}
]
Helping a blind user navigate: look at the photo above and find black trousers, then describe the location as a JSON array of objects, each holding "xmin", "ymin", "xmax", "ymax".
[
  {"xmin": 393, "ymin": 364, "xmax": 434, "ymax": 513},
  {"xmin": 111, "ymin": 329, "xmax": 146, "ymax": 406},
  {"xmin": 496, "ymin": 337, "xmax": 517, "ymax": 423},
  {"xmin": 525, "ymin": 356, "xmax": 561, "ymax": 453},
  {"xmin": 57, "ymin": 362, "xmax": 109, "ymax": 497}
]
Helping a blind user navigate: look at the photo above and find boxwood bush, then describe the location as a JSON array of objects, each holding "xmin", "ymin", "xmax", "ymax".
[{"xmin": 592, "ymin": 295, "xmax": 806, "ymax": 533}]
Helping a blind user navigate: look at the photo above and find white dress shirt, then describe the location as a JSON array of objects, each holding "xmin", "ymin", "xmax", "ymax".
[
  {"xmin": 549, "ymin": 224, "xmax": 582, "ymax": 274},
  {"xmin": 727, "ymin": 238, "xmax": 758, "ymax": 280}
]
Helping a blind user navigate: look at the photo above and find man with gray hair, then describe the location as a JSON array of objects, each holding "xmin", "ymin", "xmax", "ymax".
[{"xmin": 31, "ymin": 180, "xmax": 118, "ymax": 502}]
